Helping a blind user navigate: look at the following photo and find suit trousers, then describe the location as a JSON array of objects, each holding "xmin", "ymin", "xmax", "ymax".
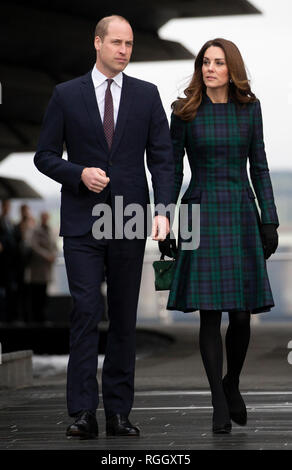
[{"xmin": 63, "ymin": 202, "xmax": 146, "ymax": 417}]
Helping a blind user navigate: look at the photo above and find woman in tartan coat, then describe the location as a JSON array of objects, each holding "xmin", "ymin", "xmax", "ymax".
[{"xmin": 160, "ymin": 38, "xmax": 279, "ymax": 434}]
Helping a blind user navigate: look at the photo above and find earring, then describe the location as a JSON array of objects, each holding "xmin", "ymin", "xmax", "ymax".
[{"xmin": 229, "ymin": 78, "xmax": 233, "ymax": 83}]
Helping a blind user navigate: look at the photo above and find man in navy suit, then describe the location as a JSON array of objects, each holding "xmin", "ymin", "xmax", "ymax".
[{"xmin": 34, "ymin": 15, "xmax": 174, "ymax": 439}]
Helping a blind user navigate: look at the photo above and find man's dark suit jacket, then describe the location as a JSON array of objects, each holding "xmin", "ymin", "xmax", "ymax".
[{"xmin": 34, "ymin": 71, "xmax": 174, "ymax": 236}]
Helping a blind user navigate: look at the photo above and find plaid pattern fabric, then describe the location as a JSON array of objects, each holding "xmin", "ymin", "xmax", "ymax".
[{"xmin": 167, "ymin": 95, "xmax": 279, "ymax": 314}]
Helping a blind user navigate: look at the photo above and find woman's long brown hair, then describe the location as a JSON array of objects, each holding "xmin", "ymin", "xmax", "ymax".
[{"xmin": 173, "ymin": 38, "xmax": 257, "ymax": 120}]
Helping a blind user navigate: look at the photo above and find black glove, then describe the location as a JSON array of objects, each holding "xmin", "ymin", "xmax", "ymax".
[
  {"xmin": 260, "ymin": 224, "xmax": 278, "ymax": 259},
  {"xmin": 158, "ymin": 232, "xmax": 178, "ymax": 258}
]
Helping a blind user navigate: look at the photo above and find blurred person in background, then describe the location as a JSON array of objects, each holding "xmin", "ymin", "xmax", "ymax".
[
  {"xmin": 28, "ymin": 211, "xmax": 57, "ymax": 323},
  {"xmin": 14, "ymin": 204, "xmax": 35, "ymax": 322},
  {"xmin": 0, "ymin": 199, "xmax": 18, "ymax": 322}
]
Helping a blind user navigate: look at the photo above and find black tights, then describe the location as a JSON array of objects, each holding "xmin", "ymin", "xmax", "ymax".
[{"xmin": 199, "ymin": 310, "xmax": 250, "ymax": 423}]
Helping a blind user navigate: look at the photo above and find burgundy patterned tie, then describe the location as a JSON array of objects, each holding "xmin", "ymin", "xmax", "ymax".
[{"xmin": 103, "ymin": 78, "xmax": 114, "ymax": 150}]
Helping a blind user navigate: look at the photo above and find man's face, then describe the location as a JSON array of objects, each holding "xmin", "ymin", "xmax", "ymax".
[{"xmin": 94, "ymin": 20, "xmax": 134, "ymax": 77}]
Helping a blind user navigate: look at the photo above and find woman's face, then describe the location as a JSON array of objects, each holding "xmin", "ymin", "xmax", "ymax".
[{"xmin": 202, "ymin": 46, "xmax": 229, "ymax": 90}]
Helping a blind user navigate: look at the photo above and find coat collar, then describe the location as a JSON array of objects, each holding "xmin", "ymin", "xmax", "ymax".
[{"xmin": 202, "ymin": 92, "xmax": 233, "ymax": 104}]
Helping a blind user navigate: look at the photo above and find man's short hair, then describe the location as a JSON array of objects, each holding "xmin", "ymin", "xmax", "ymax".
[{"xmin": 94, "ymin": 15, "xmax": 131, "ymax": 41}]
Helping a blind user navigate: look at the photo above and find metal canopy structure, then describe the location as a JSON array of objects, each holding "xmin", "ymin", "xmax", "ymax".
[
  {"xmin": 0, "ymin": 176, "xmax": 42, "ymax": 199},
  {"xmin": 0, "ymin": 0, "xmax": 260, "ymax": 161}
]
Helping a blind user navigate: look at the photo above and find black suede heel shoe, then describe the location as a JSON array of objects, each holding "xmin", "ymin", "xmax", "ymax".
[
  {"xmin": 223, "ymin": 375, "xmax": 247, "ymax": 426},
  {"xmin": 212, "ymin": 406, "xmax": 232, "ymax": 434},
  {"xmin": 212, "ymin": 421, "xmax": 232, "ymax": 434}
]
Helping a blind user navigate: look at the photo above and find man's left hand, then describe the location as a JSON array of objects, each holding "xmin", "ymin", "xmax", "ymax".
[{"xmin": 151, "ymin": 215, "xmax": 170, "ymax": 241}]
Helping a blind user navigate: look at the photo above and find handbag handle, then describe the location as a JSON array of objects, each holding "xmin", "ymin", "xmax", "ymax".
[{"xmin": 160, "ymin": 248, "xmax": 176, "ymax": 261}]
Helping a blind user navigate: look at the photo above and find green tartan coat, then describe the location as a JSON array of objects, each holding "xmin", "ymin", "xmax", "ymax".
[{"xmin": 167, "ymin": 94, "xmax": 279, "ymax": 314}]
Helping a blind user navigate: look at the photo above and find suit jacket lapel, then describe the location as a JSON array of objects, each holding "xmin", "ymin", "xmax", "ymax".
[
  {"xmin": 80, "ymin": 71, "xmax": 109, "ymax": 154},
  {"xmin": 110, "ymin": 73, "xmax": 135, "ymax": 157}
]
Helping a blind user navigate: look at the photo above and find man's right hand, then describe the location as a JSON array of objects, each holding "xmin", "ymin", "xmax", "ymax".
[{"xmin": 81, "ymin": 167, "xmax": 110, "ymax": 193}]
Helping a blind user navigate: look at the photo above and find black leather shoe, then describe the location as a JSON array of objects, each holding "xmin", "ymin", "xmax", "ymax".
[
  {"xmin": 223, "ymin": 375, "xmax": 247, "ymax": 426},
  {"xmin": 106, "ymin": 414, "xmax": 140, "ymax": 436},
  {"xmin": 66, "ymin": 410, "xmax": 98, "ymax": 439}
]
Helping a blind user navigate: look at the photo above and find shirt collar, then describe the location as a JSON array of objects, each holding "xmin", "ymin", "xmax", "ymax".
[{"xmin": 91, "ymin": 64, "xmax": 123, "ymax": 89}]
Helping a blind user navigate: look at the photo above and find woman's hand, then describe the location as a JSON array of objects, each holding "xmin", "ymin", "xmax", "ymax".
[
  {"xmin": 158, "ymin": 232, "xmax": 178, "ymax": 258},
  {"xmin": 260, "ymin": 224, "xmax": 278, "ymax": 259}
]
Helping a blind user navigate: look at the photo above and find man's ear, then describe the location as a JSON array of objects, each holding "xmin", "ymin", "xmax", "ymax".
[{"xmin": 94, "ymin": 36, "xmax": 102, "ymax": 52}]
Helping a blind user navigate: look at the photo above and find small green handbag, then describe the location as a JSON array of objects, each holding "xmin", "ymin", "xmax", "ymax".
[{"xmin": 152, "ymin": 253, "xmax": 176, "ymax": 291}]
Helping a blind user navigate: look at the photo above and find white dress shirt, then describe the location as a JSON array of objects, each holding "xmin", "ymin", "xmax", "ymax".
[{"xmin": 91, "ymin": 65, "xmax": 123, "ymax": 127}]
